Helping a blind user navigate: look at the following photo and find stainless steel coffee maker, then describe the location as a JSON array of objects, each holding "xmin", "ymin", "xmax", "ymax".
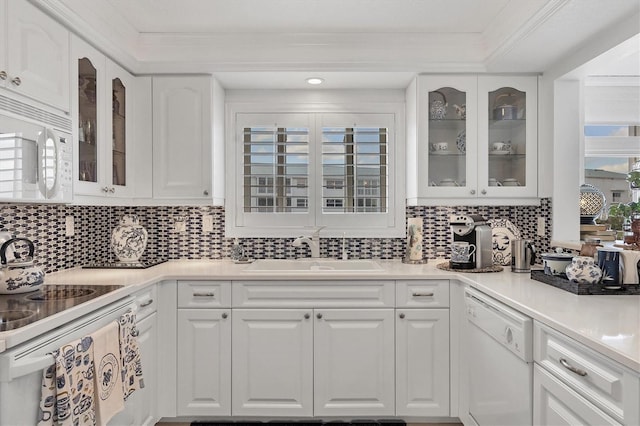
[{"xmin": 449, "ymin": 214, "xmax": 493, "ymax": 269}]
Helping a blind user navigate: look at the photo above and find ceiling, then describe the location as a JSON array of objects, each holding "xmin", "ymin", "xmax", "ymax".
[{"xmin": 49, "ymin": 0, "xmax": 640, "ymax": 88}]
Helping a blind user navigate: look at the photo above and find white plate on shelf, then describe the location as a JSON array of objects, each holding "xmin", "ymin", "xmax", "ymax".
[
  {"xmin": 490, "ymin": 150, "xmax": 512, "ymax": 155},
  {"xmin": 456, "ymin": 130, "xmax": 466, "ymax": 153},
  {"xmin": 430, "ymin": 150, "xmax": 457, "ymax": 156},
  {"xmin": 488, "ymin": 218, "xmax": 521, "ymax": 266}
]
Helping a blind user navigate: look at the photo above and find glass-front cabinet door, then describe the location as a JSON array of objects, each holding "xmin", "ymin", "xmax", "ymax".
[
  {"xmin": 78, "ymin": 57, "xmax": 98, "ymax": 186},
  {"xmin": 418, "ymin": 75, "xmax": 478, "ymax": 197},
  {"xmin": 105, "ymin": 59, "xmax": 134, "ymax": 197},
  {"xmin": 73, "ymin": 34, "xmax": 134, "ymax": 197},
  {"xmin": 478, "ymin": 76, "xmax": 537, "ymax": 198}
]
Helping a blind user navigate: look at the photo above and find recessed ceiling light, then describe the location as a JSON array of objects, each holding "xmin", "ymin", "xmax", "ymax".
[{"xmin": 306, "ymin": 77, "xmax": 324, "ymax": 85}]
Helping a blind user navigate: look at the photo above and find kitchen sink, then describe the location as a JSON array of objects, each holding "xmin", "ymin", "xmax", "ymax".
[{"xmin": 244, "ymin": 259, "xmax": 384, "ymax": 272}]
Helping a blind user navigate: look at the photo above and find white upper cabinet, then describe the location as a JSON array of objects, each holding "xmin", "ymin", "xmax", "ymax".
[
  {"xmin": 72, "ymin": 35, "xmax": 136, "ymax": 199},
  {"xmin": 410, "ymin": 74, "xmax": 538, "ymax": 204},
  {"xmin": 478, "ymin": 75, "xmax": 538, "ymax": 199},
  {"xmin": 1, "ymin": 0, "xmax": 70, "ymax": 112},
  {"xmin": 152, "ymin": 76, "xmax": 213, "ymax": 201}
]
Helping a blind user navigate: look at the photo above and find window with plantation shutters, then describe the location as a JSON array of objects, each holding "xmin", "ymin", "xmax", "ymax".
[
  {"xmin": 322, "ymin": 126, "xmax": 388, "ymax": 213},
  {"xmin": 229, "ymin": 108, "xmax": 404, "ymax": 238},
  {"xmin": 243, "ymin": 125, "xmax": 309, "ymax": 213}
]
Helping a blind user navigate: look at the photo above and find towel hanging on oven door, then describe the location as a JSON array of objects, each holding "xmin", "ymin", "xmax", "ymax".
[
  {"xmin": 37, "ymin": 336, "xmax": 96, "ymax": 426},
  {"xmin": 118, "ymin": 311, "xmax": 144, "ymax": 400},
  {"xmin": 92, "ymin": 321, "xmax": 124, "ymax": 425}
]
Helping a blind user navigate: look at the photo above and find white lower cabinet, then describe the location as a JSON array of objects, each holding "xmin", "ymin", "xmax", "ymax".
[
  {"xmin": 533, "ymin": 321, "xmax": 640, "ymax": 426},
  {"xmin": 177, "ymin": 308, "xmax": 232, "ymax": 416},
  {"xmin": 232, "ymin": 308, "xmax": 395, "ymax": 417},
  {"xmin": 314, "ymin": 309, "xmax": 395, "ymax": 416},
  {"xmin": 109, "ymin": 286, "xmax": 158, "ymax": 426},
  {"xmin": 534, "ymin": 364, "xmax": 621, "ymax": 426},
  {"xmin": 395, "ymin": 308, "xmax": 450, "ymax": 416},
  {"xmin": 232, "ymin": 309, "xmax": 314, "ymax": 417}
]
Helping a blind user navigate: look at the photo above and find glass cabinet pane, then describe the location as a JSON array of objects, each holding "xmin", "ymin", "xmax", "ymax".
[
  {"xmin": 78, "ymin": 58, "xmax": 97, "ymax": 183},
  {"xmin": 428, "ymin": 87, "xmax": 467, "ymax": 188},
  {"xmin": 112, "ymin": 77, "xmax": 126, "ymax": 186},
  {"xmin": 487, "ymin": 87, "xmax": 526, "ymax": 188}
]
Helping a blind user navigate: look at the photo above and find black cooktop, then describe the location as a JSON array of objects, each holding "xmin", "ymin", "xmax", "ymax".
[
  {"xmin": 0, "ymin": 284, "xmax": 123, "ymax": 332},
  {"xmin": 82, "ymin": 259, "xmax": 167, "ymax": 269}
]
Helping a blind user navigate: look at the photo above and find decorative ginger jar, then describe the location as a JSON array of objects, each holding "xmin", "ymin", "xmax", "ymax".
[
  {"xmin": 111, "ymin": 214, "xmax": 148, "ymax": 262},
  {"xmin": 565, "ymin": 256, "xmax": 602, "ymax": 285}
]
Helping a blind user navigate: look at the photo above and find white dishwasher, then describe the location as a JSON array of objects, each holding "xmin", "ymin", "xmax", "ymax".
[{"xmin": 465, "ymin": 287, "xmax": 533, "ymax": 426}]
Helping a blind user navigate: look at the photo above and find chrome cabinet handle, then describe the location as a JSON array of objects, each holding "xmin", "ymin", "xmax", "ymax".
[
  {"xmin": 470, "ymin": 189, "xmax": 476, "ymax": 195},
  {"xmin": 108, "ymin": 187, "xmax": 115, "ymax": 193},
  {"xmin": 316, "ymin": 313, "xmax": 323, "ymax": 319},
  {"xmin": 203, "ymin": 189, "xmax": 209, "ymax": 196},
  {"xmin": 0, "ymin": 71, "xmax": 6, "ymax": 80},
  {"xmin": 139, "ymin": 299, "xmax": 153, "ymax": 308},
  {"xmin": 304, "ymin": 313, "xmax": 310, "ymax": 319},
  {"xmin": 412, "ymin": 292, "xmax": 434, "ymax": 297},
  {"xmin": 193, "ymin": 292, "xmax": 215, "ymax": 297},
  {"xmin": 222, "ymin": 312, "xmax": 228, "ymax": 319},
  {"xmin": 102, "ymin": 187, "xmax": 110, "ymax": 193},
  {"xmin": 11, "ymin": 76, "xmax": 21, "ymax": 86},
  {"xmin": 481, "ymin": 189, "xmax": 487, "ymax": 195},
  {"xmin": 399, "ymin": 313, "xmax": 405, "ymax": 319},
  {"xmin": 559, "ymin": 358, "xmax": 588, "ymax": 377}
]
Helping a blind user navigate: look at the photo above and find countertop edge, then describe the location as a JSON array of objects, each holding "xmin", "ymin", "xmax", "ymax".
[{"xmin": 9, "ymin": 259, "xmax": 639, "ymax": 373}]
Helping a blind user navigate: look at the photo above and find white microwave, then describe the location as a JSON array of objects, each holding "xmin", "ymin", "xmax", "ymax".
[{"xmin": 0, "ymin": 113, "xmax": 73, "ymax": 203}]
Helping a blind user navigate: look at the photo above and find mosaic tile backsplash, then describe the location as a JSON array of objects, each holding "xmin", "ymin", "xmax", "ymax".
[{"xmin": 0, "ymin": 200, "xmax": 552, "ymax": 273}]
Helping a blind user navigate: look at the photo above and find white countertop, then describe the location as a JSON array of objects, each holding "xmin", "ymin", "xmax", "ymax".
[{"xmin": 4, "ymin": 259, "xmax": 639, "ymax": 372}]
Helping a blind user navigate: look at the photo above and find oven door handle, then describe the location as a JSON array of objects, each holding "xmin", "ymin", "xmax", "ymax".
[{"xmin": 10, "ymin": 354, "xmax": 55, "ymax": 381}]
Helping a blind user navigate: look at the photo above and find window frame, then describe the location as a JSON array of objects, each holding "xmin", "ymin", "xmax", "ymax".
[{"xmin": 225, "ymin": 101, "xmax": 405, "ymax": 238}]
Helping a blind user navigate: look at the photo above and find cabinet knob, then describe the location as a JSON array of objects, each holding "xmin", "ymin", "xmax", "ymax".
[
  {"xmin": 10, "ymin": 76, "xmax": 21, "ymax": 86},
  {"xmin": 222, "ymin": 312, "xmax": 228, "ymax": 319},
  {"xmin": 470, "ymin": 189, "xmax": 476, "ymax": 195},
  {"xmin": 481, "ymin": 189, "xmax": 487, "ymax": 195},
  {"xmin": 108, "ymin": 187, "xmax": 115, "ymax": 193},
  {"xmin": 102, "ymin": 187, "xmax": 109, "ymax": 193},
  {"xmin": 0, "ymin": 71, "xmax": 6, "ymax": 80},
  {"xmin": 399, "ymin": 313, "xmax": 405, "ymax": 319},
  {"xmin": 203, "ymin": 190, "xmax": 209, "ymax": 196},
  {"xmin": 304, "ymin": 313, "xmax": 310, "ymax": 319},
  {"xmin": 316, "ymin": 313, "xmax": 323, "ymax": 319}
]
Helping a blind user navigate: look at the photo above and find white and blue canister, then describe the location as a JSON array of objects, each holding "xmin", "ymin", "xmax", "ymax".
[{"xmin": 597, "ymin": 247, "xmax": 622, "ymax": 289}]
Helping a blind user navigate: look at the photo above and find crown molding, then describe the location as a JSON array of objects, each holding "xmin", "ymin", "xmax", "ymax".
[{"xmin": 483, "ymin": 0, "xmax": 571, "ymax": 68}]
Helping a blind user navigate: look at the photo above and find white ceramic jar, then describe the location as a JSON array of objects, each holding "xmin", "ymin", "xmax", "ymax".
[
  {"xmin": 111, "ymin": 214, "xmax": 148, "ymax": 262},
  {"xmin": 565, "ymin": 256, "xmax": 602, "ymax": 284}
]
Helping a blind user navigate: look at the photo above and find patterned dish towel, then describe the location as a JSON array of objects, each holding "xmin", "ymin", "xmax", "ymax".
[
  {"xmin": 92, "ymin": 321, "xmax": 124, "ymax": 424},
  {"xmin": 38, "ymin": 336, "xmax": 96, "ymax": 426},
  {"xmin": 118, "ymin": 311, "xmax": 144, "ymax": 399}
]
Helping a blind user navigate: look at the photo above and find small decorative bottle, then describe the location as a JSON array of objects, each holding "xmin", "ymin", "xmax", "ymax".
[
  {"xmin": 230, "ymin": 238, "xmax": 244, "ymax": 261},
  {"xmin": 111, "ymin": 214, "xmax": 148, "ymax": 263}
]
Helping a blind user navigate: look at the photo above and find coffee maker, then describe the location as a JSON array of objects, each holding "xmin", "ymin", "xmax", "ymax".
[{"xmin": 449, "ymin": 214, "xmax": 493, "ymax": 269}]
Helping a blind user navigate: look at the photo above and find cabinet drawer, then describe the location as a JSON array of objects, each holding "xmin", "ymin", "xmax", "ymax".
[
  {"xmin": 133, "ymin": 284, "xmax": 157, "ymax": 321},
  {"xmin": 232, "ymin": 281, "xmax": 395, "ymax": 308},
  {"xmin": 534, "ymin": 322, "xmax": 640, "ymax": 424},
  {"xmin": 396, "ymin": 280, "xmax": 449, "ymax": 308},
  {"xmin": 178, "ymin": 281, "xmax": 231, "ymax": 308}
]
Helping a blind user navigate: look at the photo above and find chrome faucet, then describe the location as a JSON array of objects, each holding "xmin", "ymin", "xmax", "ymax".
[{"xmin": 292, "ymin": 227, "xmax": 325, "ymax": 258}]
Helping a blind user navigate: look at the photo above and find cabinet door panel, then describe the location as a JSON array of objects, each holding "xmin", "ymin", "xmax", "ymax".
[
  {"xmin": 177, "ymin": 309, "xmax": 231, "ymax": 416},
  {"xmin": 6, "ymin": 0, "xmax": 70, "ymax": 111},
  {"xmin": 396, "ymin": 309, "xmax": 450, "ymax": 416},
  {"xmin": 152, "ymin": 77, "xmax": 212, "ymax": 199},
  {"xmin": 534, "ymin": 365, "xmax": 621, "ymax": 426},
  {"xmin": 314, "ymin": 309, "xmax": 395, "ymax": 416},
  {"xmin": 232, "ymin": 309, "xmax": 313, "ymax": 417}
]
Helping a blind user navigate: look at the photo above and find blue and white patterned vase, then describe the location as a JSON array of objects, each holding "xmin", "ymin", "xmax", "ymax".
[
  {"xmin": 111, "ymin": 215, "xmax": 148, "ymax": 263},
  {"xmin": 565, "ymin": 256, "xmax": 602, "ymax": 285}
]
